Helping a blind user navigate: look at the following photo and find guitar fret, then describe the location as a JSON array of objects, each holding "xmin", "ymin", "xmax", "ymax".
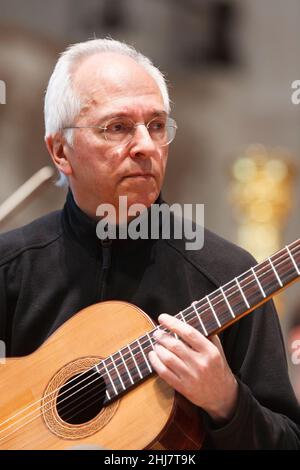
[
  {"xmin": 147, "ymin": 332, "xmax": 155, "ymax": 349},
  {"xmin": 137, "ymin": 339, "xmax": 152, "ymax": 373},
  {"xmin": 156, "ymin": 325, "xmax": 178, "ymax": 340},
  {"xmin": 192, "ymin": 302, "xmax": 208, "ymax": 335},
  {"xmin": 110, "ymin": 354, "xmax": 126, "ymax": 391},
  {"xmin": 95, "ymin": 363, "xmax": 111, "ymax": 401},
  {"xmin": 119, "ymin": 349, "xmax": 134, "ymax": 385},
  {"xmin": 102, "ymin": 360, "xmax": 118, "ymax": 396},
  {"xmin": 268, "ymin": 257, "xmax": 283, "ymax": 287},
  {"xmin": 179, "ymin": 311, "xmax": 187, "ymax": 323},
  {"xmin": 251, "ymin": 267, "xmax": 266, "ymax": 298},
  {"xmin": 173, "ymin": 313, "xmax": 183, "ymax": 338},
  {"xmin": 286, "ymin": 246, "xmax": 300, "ymax": 275},
  {"xmin": 235, "ymin": 277, "xmax": 250, "ymax": 309},
  {"xmin": 220, "ymin": 286, "xmax": 235, "ymax": 318},
  {"xmin": 128, "ymin": 343, "xmax": 143, "ymax": 380},
  {"xmin": 206, "ymin": 296, "xmax": 221, "ymax": 327}
]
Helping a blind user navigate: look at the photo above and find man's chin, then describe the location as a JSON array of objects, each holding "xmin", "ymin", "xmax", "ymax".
[
  {"xmin": 119, "ymin": 180, "xmax": 159, "ymax": 206},
  {"xmin": 125, "ymin": 191, "xmax": 158, "ymax": 209}
]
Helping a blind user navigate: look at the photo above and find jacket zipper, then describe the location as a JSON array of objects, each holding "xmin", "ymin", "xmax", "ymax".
[{"xmin": 99, "ymin": 239, "xmax": 112, "ymax": 301}]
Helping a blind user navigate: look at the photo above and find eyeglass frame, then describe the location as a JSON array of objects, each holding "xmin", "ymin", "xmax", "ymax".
[{"xmin": 62, "ymin": 115, "xmax": 177, "ymax": 147}]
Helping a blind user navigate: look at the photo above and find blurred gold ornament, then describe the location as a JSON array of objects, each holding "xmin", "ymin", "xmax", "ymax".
[{"xmin": 230, "ymin": 145, "xmax": 296, "ymax": 313}]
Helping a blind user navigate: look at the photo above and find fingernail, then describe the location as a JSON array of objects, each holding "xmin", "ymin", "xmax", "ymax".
[{"xmin": 153, "ymin": 329, "xmax": 163, "ymax": 340}]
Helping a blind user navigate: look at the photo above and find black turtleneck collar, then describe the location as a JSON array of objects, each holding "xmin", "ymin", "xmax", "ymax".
[
  {"xmin": 62, "ymin": 190, "xmax": 100, "ymax": 251},
  {"xmin": 61, "ymin": 189, "xmax": 164, "ymax": 254}
]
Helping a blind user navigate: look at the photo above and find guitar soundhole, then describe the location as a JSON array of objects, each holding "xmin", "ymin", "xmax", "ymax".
[{"xmin": 56, "ymin": 368, "xmax": 106, "ymax": 425}]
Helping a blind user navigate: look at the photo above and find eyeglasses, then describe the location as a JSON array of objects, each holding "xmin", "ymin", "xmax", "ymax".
[{"xmin": 63, "ymin": 116, "xmax": 177, "ymax": 147}]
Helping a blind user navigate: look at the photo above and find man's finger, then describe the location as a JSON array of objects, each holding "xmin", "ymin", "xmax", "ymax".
[{"xmin": 158, "ymin": 313, "xmax": 214, "ymax": 353}]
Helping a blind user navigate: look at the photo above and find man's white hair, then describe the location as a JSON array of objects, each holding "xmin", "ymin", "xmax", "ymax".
[{"xmin": 44, "ymin": 38, "xmax": 170, "ymax": 185}]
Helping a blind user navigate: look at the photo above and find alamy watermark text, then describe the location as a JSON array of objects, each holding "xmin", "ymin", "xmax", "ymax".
[
  {"xmin": 96, "ymin": 197, "xmax": 204, "ymax": 251},
  {"xmin": 291, "ymin": 80, "xmax": 300, "ymax": 104},
  {"xmin": 0, "ymin": 80, "xmax": 6, "ymax": 104}
]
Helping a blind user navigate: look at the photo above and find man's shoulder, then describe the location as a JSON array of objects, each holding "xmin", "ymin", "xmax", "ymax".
[
  {"xmin": 166, "ymin": 225, "xmax": 257, "ymax": 286},
  {"xmin": 0, "ymin": 210, "xmax": 63, "ymax": 266}
]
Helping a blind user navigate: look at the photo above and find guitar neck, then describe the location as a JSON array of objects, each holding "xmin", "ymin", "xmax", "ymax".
[
  {"xmin": 182, "ymin": 239, "xmax": 300, "ymax": 337},
  {"xmin": 99, "ymin": 239, "xmax": 300, "ymax": 403}
]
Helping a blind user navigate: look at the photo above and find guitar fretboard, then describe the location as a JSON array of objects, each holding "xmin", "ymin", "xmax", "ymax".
[{"xmin": 95, "ymin": 239, "xmax": 300, "ymax": 403}]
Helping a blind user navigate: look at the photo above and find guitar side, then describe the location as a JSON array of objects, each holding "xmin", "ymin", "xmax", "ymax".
[{"xmin": 0, "ymin": 301, "xmax": 204, "ymax": 450}]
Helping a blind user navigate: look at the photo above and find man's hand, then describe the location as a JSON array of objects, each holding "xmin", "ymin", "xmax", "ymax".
[{"xmin": 148, "ymin": 313, "xmax": 238, "ymax": 425}]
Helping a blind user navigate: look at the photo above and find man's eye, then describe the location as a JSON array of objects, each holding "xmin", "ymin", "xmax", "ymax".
[
  {"xmin": 149, "ymin": 120, "xmax": 165, "ymax": 131},
  {"xmin": 107, "ymin": 122, "xmax": 131, "ymax": 133}
]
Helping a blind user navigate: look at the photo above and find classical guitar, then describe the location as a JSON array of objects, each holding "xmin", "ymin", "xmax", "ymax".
[{"xmin": 0, "ymin": 239, "xmax": 299, "ymax": 450}]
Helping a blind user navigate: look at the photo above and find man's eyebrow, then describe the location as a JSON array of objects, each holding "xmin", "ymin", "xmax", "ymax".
[{"xmin": 95, "ymin": 110, "xmax": 168, "ymax": 122}]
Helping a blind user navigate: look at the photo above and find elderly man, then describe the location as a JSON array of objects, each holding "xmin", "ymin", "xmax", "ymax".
[{"xmin": 0, "ymin": 38, "xmax": 299, "ymax": 450}]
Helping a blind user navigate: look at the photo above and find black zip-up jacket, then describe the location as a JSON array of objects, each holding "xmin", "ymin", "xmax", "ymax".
[{"xmin": 0, "ymin": 191, "xmax": 299, "ymax": 449}]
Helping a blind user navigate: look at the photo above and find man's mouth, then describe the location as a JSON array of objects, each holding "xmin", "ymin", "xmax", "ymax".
[{"xmin": 124, "ymin": 173, "xmax": 155, "ymax": 179}]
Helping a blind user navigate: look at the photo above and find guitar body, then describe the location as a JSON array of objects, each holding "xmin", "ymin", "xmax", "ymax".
[{"xmin": 0, "ymin": 301, "xmax": 204, "ymax": 450}]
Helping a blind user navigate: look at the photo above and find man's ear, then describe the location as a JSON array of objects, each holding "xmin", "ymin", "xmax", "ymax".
[{"xmin": 45, "ymin": 133, "xmax": 73, "ymax": 176}]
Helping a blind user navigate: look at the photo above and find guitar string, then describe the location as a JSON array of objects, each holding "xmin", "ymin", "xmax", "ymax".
[{"xmin": 0, "ymin": 242, "xmax": 299, "ymax": 442}]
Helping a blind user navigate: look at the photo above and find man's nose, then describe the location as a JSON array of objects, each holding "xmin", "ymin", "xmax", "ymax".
[{"xmin": 129, "ymin": 124, "xmax": 157, "ymax": 158}]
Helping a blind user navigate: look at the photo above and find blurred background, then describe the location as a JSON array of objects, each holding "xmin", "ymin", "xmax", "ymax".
[{"xmin": 0, "ymin": 0, "xmax": 300, "ymax": 399}]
